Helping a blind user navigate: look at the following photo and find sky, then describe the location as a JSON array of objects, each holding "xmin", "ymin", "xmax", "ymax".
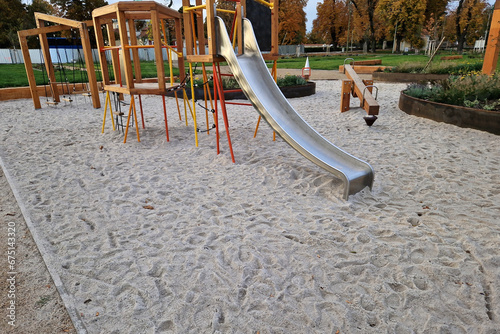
[{"xmin": 22, "ymin": 0, "xmax": 498, "ymax": 33}]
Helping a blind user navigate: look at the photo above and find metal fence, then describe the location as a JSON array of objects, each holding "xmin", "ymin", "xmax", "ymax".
[{"xmin": 0, "ymin": 48, "xmax": 181, "ymax": 65}]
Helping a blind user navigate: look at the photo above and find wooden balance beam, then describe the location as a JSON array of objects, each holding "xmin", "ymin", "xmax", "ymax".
[
  {"xmin": 338, "ymin": 65, "xmax": 390, "ymax": 73},
  {"xmin": 340, "ymin": 64, "xmax": 379, "ymax": 116}
]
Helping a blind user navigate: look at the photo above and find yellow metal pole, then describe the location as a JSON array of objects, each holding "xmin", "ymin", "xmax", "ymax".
[
  {"xmin": 102, "ymin": 91, "xmax": 109, "ymax": 133},
  {"xmin": 189, "ymin": 63, "xmax": 198, "ymax": 147},
  {"xmin": 183, "ymin": 89, "xmax": 188, "ymax": 126},
  {"xmin": 124, "ymin": 96, "xmax": 133, "ymax": 143},
  {"xmin": 132, "ymin": 96, "xmax": 140, "ymax": 142},
  {"xmin": 102, "ymin": 91, "xmax": 116, "ymax": 133},
  {"xmin": 183, "ymin": 4, "xmax": 206, "ymax": 11},
  {"xmin": 232, "ymin": 19, "xmax": 238, "ymax": 50}
]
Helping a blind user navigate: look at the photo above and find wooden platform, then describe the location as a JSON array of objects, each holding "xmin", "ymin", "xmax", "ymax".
[{"xmin": 104, "ymin": 82, "xmax": 182, "ymax": 95}]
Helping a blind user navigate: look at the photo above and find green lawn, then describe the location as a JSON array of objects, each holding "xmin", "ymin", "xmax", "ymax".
[
  {"xmin": 269, "ymin": 53, "xmax": 485, "ymax": 70},
  {"xmin": 0, "ymin": 53, "xmax": 493, "ymax": 89}
]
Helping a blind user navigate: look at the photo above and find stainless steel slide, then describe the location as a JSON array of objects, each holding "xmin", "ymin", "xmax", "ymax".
[{"xmin": 215, "ymin": 17, "xmax": 374, "ymax": 199}]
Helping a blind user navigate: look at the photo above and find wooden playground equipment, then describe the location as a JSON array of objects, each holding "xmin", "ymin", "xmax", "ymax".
[
  {"xmin": 181, "ymin": 0, "xmax": 279, "ymax": 162},
  {"xmin": 482, "ymin": 0, "xmax": 500, "ymax": 75},
  {"xmin": 92, "ymin": 1, "xmax": 185, "ymax": 143},
  {"xmin": 340, "ymin": 59, "xmax": 380, "ymax": 126},
  {"xmin": 18, "ymin": 13, "xmax": 101, "ymax": 109}
]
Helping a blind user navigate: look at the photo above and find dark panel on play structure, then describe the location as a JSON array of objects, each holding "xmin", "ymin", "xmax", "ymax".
[{"xmin": 246, "ymin": 0, "xmax": 271, "ymax": 52}]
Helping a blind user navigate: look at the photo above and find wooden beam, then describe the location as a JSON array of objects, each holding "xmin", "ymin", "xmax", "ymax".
[
  {"xmin": 182, "ymin": 0, "xmax": 194, "ymax": 57},
  {"xmin": 236, "ymin": 1, "xmax": 243, "ymax": 55},
  {"xmin": 186, "ymin": 54, "xmax": 225, "ymax": 63},
  {"xmin": 36, "ymin": 19, "xmax": 60, "ymax": 103},
  {"xmin": 340, "ymin": 79, "xmax": 352, "ymax": 113},
  {"xmin": 151, "ymin": 9, "xmax": 166, "ymax": 92},
  {"xmin": 116, "ymin": 1, "xmax": 156, "ymax": 12},
  {"xmin": 128, "ymin": 19, "xmax": 142, "ymax": 83},
  {"xmin": 205, "ymin": 0, "xmax": 216, "ymax": 56},
  {"xmin": 93, "ymin": 17, "xmax": 110, "ymax": 86},
  {"xmin": 122, "ymin": 11, "xmax": 181, "ymax": 20},
  {"xmin": 482, "ymin": 0, "xmax": 500, "ymax": 75},
  {"xmin": 196, "ymin": 0, "xmax": 206, "ymax": 56},
  {"xmin": 92, "ymin": 3, "xmax": 119, "ymax": 18},
  {"xmin": 117, "ymin": 10, "xmax": 134, "ymax": 89},
  {"xmin": 270, "ymin": 0, "xmax": 279, "ymax": 57},
  {"xmin": 34, "ymin": 12, "xmax": 81, "ymax": 28},
  {"xmin": 175, "ymin": 17, "xmax": 186, "ymax": 82},
  {"xmin": 339, "ymin": 65, "xmax": 390, "ymax": 73},
  {"xmin": 79, "ymin": 22, "xmax": 101, "ymax": 108},
  {"xmin": 352, "ymin": 59, "xmax": 382, "ymax": 65},
  {"xmin": 18, "ymin": 24, "xmax": 72, "ymax": 37},
  {"xmin": 344, "ymin": 64, "xmax": 379, "ymax": 115},
  {"xmin": 18, "ymin": 33, "xmax": 41, "ymax": 109},
  {"xmin": 105, "ymin": 20, "xmax": 121, "ymax": 88}
]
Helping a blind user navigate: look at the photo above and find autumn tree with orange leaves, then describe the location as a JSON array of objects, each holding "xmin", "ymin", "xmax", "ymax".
[
  {"xmin": 449, "ymin": 0, "xmax": 489, "ymax": 53},
  {"xmin": 311, "ymin": 0, "xmax": 349, "ymax": 49},
  {"xmin": 376, "ymin": 0, "xmax": 427, "ymax": 51},
  {"xmin": 279, "ymin": 0, "xmax": 308, "ymax": 44}
]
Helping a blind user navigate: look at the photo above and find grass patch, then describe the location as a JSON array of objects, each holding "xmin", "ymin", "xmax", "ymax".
[
  {"xmin": 0, "ymin": 61, "xmax": 202, "ymax": 88},
  {"xmin": 404, "ymin": 74, "xmax": 500, "ymax": 110}
]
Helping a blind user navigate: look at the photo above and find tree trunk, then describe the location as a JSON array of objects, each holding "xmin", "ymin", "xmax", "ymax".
[{"xmin": 368, "ymin": 0, "xmax": 377, "ymax": 52}]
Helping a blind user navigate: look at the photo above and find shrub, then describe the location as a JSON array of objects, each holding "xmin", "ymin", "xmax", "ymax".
[
  {"xmin": 192, "ymin": 75, "xmax": 307, "ymax": 89},
  {"xmin": 404, "ymin": 73, "xmax": 500, "ymax": 110},
  {"xmin": 386, "ymin": 60, "xmax": 483, "ymax": 75}
]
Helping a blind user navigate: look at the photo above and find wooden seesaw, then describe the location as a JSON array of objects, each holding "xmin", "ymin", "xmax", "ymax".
[{"xmin": 340, "ymin": 58, "xmax": 380, "ymax": 126}]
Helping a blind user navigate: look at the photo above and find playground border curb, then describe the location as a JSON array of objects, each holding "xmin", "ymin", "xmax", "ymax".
[
  {"xmin": 399, "ymin": 91, "xmax": 500, "ymax": 135},
  {"xmin": 0, "ymin": 153, "xmax": 88, "ymax": 334}
]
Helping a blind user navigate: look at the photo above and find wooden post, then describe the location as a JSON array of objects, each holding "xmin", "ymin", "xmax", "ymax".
[
  {"xmin": 175, "ymin": 17, "xmax": 185, "ymax": 82},
  {"xmin": 93, "ymin": 17, "xmax": 110, "ymax": 86},
  {"xmin": 182, "ymin": 0, "xmax": 194, "ymax": 57},
  {"xmin": 18, "ymin": 33, "xmax": 41, "ymax": 109},
  {"xmin": 483, "ymin": 0, "xmax": 500, "ymax": 75},
  {"xmin": 116, "ymin": 9, "xmax": 134, "ymax": 89},
  {"xmin": 236, "ymin": 1, "xmax": 243, "ymax": 55},
  {"xmin": 205, "ymin": 0, "xmax": 216, "ymax": 55},
  {"xmin": 196, "ymin": 0, "xmax": 206, "ymax": 55},
  {"xmin": 36, "ymin": 19, "xmax": 60, "ymax": 103},
  {"xmin": 151, "ymin": 9, "xmax": 166, "ymax": 92},
  {"xmin": 106, "ymin": 20, "xmax": 121, "ymax": 86},
  {"xmin": 128, "ymin": 19, "xmax": 142, "ymax": 83},
  {"xmin": 79, "ymin": 23, "xmax": 101, "ymax": 108},
  {"xmin": 340, "ymin": 79, "xmax": 352, "ymax": 113},
  {"xmin": 270, "ymin": 0, "xmax": 279, "ymax": 57}
]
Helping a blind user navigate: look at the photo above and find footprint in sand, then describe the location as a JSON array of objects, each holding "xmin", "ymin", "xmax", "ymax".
[{"xmin": 410, "ymin": 249, "xmax": 425, "ymax": 264}]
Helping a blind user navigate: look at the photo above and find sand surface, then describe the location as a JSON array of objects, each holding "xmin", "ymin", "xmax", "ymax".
[{"xmin": 0, "ymin": 81, "xmax": 499, "ymax": 333}]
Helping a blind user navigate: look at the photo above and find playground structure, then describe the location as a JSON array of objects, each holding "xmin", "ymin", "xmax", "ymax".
[
  {"xmin": 92, "ymin": 1, "xmax": 186, "ymax": 143},
  {"xmin": 17, "ymin": 13, "xmax": 101, "ymax": 109},
  {"xmin": 18, "ymin": 0, "xmax": 374, "ymax": 199},
  {"xmin": 482, "ymin": 0, "xmax": 500, "ymax": 75}
]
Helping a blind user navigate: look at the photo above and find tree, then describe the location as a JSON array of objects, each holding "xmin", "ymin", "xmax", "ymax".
[
  {"xmin": 351, "ymin": 0, "xmax": 379, "ymax": 52},
  {"xmin": 311, "ymin": 0, "xmax": 348, "ymax": 49},
  {"xmin": 0, "ymin": 0, "xmax": 54, "ymax": 48},
  {"xmin": 279, "ymin": 0, "xmax": 308, "ymax": 44},
  {"xmin": 451, "ymin": 0, "xmax": 488, "ymax": 53},
  {"xmin": 50, "ymin": 0, "xmax": 107, "ymax": 21},
  {"xmin": 376, "ymin": 0, "xmax": 427, "ymax": 51},
  {"xmin": 0, "ymin": 0, "xmax": 26, "ymax": 48}
]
